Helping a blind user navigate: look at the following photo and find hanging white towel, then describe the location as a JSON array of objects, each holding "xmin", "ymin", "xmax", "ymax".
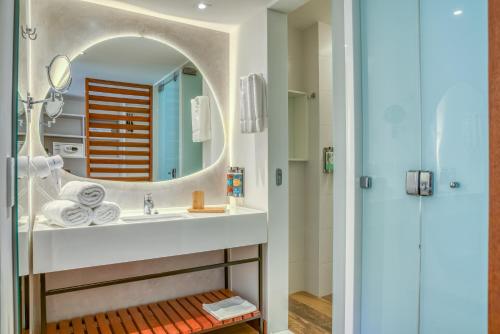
[
  {"xmin": 240, "ymin": 73, "xmax": 267, "ymax": 133},
  {"xmin": 93, "ymin": 201, "xmax": 121, "ymax": 225},
  {"xmin": 191, "ymin": 96, "xmax": 212, "ymax": 142},
  {"xmin": 59, "ymin": 181, "xmax": 106, "ymax": 208},
  {"xmin": 202, "ymin": 296, "xmax": 257, "ymax": 321},
  {"xmin": 42, "ymin": 200, "xmax": 93, "ymax": 227}
]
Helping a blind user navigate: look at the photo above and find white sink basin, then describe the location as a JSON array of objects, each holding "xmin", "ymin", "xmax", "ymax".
[{"xmin": 121, "ymin": 213, "xmax": 190, "ymax": 223}]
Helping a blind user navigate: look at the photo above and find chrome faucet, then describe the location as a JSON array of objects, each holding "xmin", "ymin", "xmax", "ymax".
[{"xmin": 144, "ymin": 193, "xmax": 154, "ymax": 215}]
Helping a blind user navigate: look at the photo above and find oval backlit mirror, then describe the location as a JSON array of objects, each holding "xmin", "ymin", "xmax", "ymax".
[{"xmin": 47, "ymin": 55, "xmax": 72, "ymax": 93}]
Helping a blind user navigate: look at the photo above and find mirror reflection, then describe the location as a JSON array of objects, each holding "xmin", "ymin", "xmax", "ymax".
[{"xmin": 39, "ymin": 37, "xmax": 224, "ymax": 182}]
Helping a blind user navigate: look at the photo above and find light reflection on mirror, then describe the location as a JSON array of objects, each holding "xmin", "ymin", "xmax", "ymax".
[{"xmin": 39, "ymin": 37, "xmax": 224, "ymax": 182}]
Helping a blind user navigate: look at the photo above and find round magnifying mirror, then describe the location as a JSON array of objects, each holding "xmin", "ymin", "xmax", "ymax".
[
  {"xmin": 44, "ymin": 97, "xmax": 64, "ymax": 119},
  {"xmin": 47, "ymin": 55, "xmax": 72, "ymax": 93}
]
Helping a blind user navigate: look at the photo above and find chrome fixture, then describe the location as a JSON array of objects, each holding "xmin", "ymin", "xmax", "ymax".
[
  {"xmin": 450, "ymin": 181, "xmax": 460, "ymax": 189},
  {"xmin": 144, "ymin": 193, "xmax": 155, "ymax": 215},
  {"xmin": 406, "ymin": 170, "xmax": 433, "ymax": 196},
  {"xmin": 22, "ymin": 55, "xmax": 72, "ymax": 123},
  {"xmin": 360, "ymin": 176, "xmax": 372, "ymax": 189}
]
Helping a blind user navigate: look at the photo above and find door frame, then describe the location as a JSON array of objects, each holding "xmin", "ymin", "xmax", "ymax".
[
  {"xmin": 332, "ymin": 0, "xmax": 362, "ymax": 333},
  {"xmin": 489, "ymin": 0, "xmax": 500, "ymax": 333}
]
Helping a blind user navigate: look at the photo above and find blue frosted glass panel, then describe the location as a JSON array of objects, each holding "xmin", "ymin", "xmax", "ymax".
[
  {"xmin": 360, "ymin": 0, "xmax": 421, "ymax": 333},
  {"xmin": 419, "ymin": 1, "xmax": 488, "ymax": 333},
  {"xmin": 157, "ymin": 74, "xmax": 179, "ymax": 181}
]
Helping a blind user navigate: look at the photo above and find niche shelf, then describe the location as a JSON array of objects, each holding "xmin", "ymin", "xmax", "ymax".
[
  {"xmin": 46, "ymin": 289, "xmax": 261, "ymax": 334},
  {"xmin": 288, "ymin": 90, "xmax": 308, "ymax": 162}
]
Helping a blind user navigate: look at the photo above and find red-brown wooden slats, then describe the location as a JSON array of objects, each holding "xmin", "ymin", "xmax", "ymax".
[
  {"xmin": 117, "ymin": 309, "xmax": 141, "ymax": 334},
  {"xmin": 186, "ymin": 295, "xmax": 222, "ymax": 326},
  {"xmin": 107, "ymin": 311, "xmax": 127, "ymax": 334},
  {"xmin": 46, "ymin": 289, "xmax": 260, "ymax": 334},
  {"xmin": 158, "ymin": 301, "xmax": 192, "ymax": 334},
  {"xmin": 148, "ymin": 303, "xmax": 180, "ymax": 334},
  {"xmin": 58, "ymin": 320, "xmax": 71, "ymax": 334},
  {"xmin": 83, "ymin": 315, "xmax": 100, "ymax": 334},
  {"xmin": 46, "ymin": 323, "xmax": 57, "ymax": 334},
  {"xmin": 95, "ymin": 313, "xmax": 113, "ymax": 334},
  {"xmin": 167, "ymin": 300, "xmax": 202, "ymax": 332},
  {"xmin": 137, "ymin": 305, "xmax": 167, "ymax": 334},
  {"xmin": 177, "ymin": 298, "xmax": 213, "ymax": 330},
  {"xmin": 128, "ymin": 306, "xmax": 155, "ymax": 334},
  {"xmin": 71, "ymin": 317, "xmax": 85, "ymax": 334},
  {"xmin": 86, "ymin": 78, "xmax": 153, "ymax": 181}
]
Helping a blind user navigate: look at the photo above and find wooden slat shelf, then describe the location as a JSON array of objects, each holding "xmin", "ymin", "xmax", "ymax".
[{"xmin": 46, "ymin": 290, "xmax": 260, "ymax": 334}]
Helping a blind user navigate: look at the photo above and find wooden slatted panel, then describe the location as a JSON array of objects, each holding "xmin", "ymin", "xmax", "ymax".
[
  {"xmin": 96, "ymin": 313, "xmax": 113, "ymax": 334},
  {"xmin": 89, "ymin": 140, "xmax": 150, "ymax": 148},
  {"xmin": 97, "ymin": 176, "xmax": 151, "ymax": 182},
  {"xmin": 86, "ymin": 78, "xmax": 153, "ymax": 181},
  {"xmin": 148, "ymin": 303, "xmax": 180, "ymax": 334},
  {"xmin": 83, "ymin": 315, "xmax": 100, "ymax": 334},
  {"xmin": 158, "ymin": 301, "xmax": 193, "ymax": 334},
  {"xmin": 71, "ymin": 318, "xmax": 85, "ymax": 334},
  {"xmin": 46, "ymin": 323, "xmax": 57, "ymax": 334},
  {"xmin": 47, "ymin": 289, "xmax": 260, "ymax": 334},
  {"xmin": 89, "ymin": 94, "xmax": 150, "ymax": 105},
  {"xmin": 107, "ymin": 311, "xmax": 127, "ymax": 334},
  {"xmin": 128, "ymin": 307, "xmax": 154, "ymax": 334},
  {"xmin": 167, "ymin": 300, "xmax": 202, "ymax": 332},
  {"xmin": 177, "ymin": 298, "xmax": 213, "ymax": 330},
  {"xmin": 186, "ymin": 295, "xmax": 221, "ymax": 326},
  {"xmin": 58, "ymin": 320, "xmax": 71, "ymax": 334},
  {"xmin": 117, "ymin": 309, "xmax": 141, "ymax": 334},
  {"xmin": 138, "ymin": 305, "xmax": 167, "ymax": 334},
  {"xmin": 90, "ymin": 159, "xmax": 150, "ymax": 165}
]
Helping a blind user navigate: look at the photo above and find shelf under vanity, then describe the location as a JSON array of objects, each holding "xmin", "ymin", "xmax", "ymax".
[
  {"xmin": 46, "ymin": 288, "xmax": 261, "ymax": 334},
  {"xmin": 34, "ymin": 206, "xmax": 267, "ymax": 334}
]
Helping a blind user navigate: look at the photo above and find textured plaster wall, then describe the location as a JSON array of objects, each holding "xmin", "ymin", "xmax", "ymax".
[{"xmin": 26, "ymin": 0, "xmax": 232, "ymax": 324}]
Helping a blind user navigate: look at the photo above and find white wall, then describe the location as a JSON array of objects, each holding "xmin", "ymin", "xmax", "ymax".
[
  {"xmin": 288, "ymin": 21, "xmax": 333, "ymax": 298},
  {"xmin": 0, "ymin": 0, "xmax": 16, "ymax": 332}
]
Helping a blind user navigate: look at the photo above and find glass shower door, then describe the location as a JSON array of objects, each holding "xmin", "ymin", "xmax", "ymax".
[
  {"xmin": 360, "ymin": 0, "xmax": 488, "ymax": 333},
  {"xmin": 360, "ymin": 0, "xmax": 422, "ymax": 333},
  {"xmin": 419, "ymin": 0, "xmax": 488, "ymax": 332}
]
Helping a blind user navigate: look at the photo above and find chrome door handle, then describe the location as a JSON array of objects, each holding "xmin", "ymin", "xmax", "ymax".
[{"xmin": 406, "ymin": 170, "xmax": 433, "ymax": 196}]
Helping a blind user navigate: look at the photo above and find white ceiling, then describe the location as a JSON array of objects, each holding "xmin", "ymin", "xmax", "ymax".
[
  {"xmin": 68, "ymin": 37, "xmax": 188, "ymax": 96},
  {"xmin": 288, "ymin": 0, "xmax": 331, "ymax": 30},
  {"xmin": 110, "ymin": 0, "xmax": 272, "ymax": 28}
]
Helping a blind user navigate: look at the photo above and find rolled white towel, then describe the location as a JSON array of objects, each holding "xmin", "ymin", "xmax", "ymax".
[
  {"xmin": 42, "ymin": 200, "xmax": 93, "ymax": 227},
  {"xmin": 93, "ymin": 201, "xmax": 121, "ymax": 225},
  {"xmin": 59, "ymin": 181, "xmax": 106, "ymax": 208}
]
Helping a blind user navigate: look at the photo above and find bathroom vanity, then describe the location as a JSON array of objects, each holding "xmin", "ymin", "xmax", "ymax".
[
  {"xmin": 33, "ymin": 206, "xmax": 267, "ymax": 273},
  {"xmin": 34, "ymin": 207, "xmax": 267, "ymax": 333}
]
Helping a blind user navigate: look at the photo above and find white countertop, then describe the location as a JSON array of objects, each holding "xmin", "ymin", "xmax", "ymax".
[{"xmin": 33, "ymin": 206, "xmax": 267, "ymax": 274}]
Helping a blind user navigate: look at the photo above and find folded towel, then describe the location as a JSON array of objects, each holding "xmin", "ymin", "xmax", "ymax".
[
  {"xmin": 59, "ymin": 181, "xmax": 106, "ymax": 208},
  {"xmin": 93, "ymin": 201, "xmax": 121, "ymax": 225},
  {"xmin": 240, "ymin": 73, "xmax": 267, "ymax": 133},
  {"xmin": 202, "ymin": 296, "xmax": 257, "ymax": 321},
  {"xmin": 191, "ymin": 96, "xmax": 212, "ymax": 142},
  {"xmin": 42, "ymin": 200, "xmax": 93, "ymax": 227}
]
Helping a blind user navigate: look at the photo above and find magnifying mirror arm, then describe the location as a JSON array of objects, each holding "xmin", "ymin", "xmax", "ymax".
[{"xmin": 21, "ymin": 90, "xmax": 59, "ymax": 112}]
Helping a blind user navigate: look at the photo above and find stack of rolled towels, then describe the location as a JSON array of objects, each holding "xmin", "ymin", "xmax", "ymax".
[{"xmin": 42, "ymin": 181, "xmax": 121, "ymax": 228}]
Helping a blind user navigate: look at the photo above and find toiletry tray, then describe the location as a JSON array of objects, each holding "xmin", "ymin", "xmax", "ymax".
[{"xmin": 46, "ymin": 289, "xmax": 261, "ymax": 334}]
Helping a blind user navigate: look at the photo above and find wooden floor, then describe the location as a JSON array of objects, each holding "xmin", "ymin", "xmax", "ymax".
[{"xmin": 288, "ymin": 292, "xmax": 332, "ymax": 334}]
